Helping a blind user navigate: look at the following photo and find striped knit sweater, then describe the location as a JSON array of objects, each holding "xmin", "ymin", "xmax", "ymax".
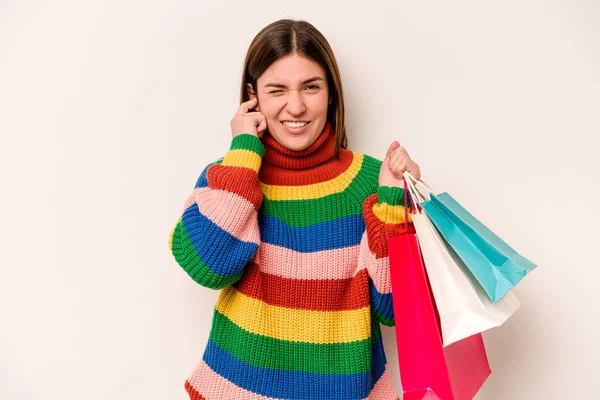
[{"xmin": 168, "ymin": 120, "xmax": 414, "ymax": 400}]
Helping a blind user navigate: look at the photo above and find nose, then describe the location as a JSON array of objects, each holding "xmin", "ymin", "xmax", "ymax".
[{"xmin": 285, "ymin": 90, "xmax": 306, "ymax": 115}]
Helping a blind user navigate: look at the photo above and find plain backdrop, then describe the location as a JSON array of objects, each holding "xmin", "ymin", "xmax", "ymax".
[{"xmin": 1, "ymin": 1, "xmax": 599, "ymax": 399}]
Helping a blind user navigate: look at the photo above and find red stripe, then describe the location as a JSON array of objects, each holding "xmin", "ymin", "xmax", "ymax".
[
  {"xmin": 363, "ymin": 193, "xmax": 415, "ymax": 258},
  {"xmin": 184, "ymin": 380, "xmax": 206, "ymax": 400},
  {"xmin": 258, "ymin": 148, "xmax": 355, "ymax": 185},
  {"xmin": 233, "ymin": 262, "xmax": 370, "ymax": 311},
  {"xmin": 207, "ymin": 164, "xmax": 263, "ymax": 210}
]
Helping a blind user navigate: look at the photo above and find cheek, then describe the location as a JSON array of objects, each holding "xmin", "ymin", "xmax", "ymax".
[
  {"xmin": 307, "ymin": 93, "xmax": 330, "ymax": 114},
  {"xmin": 260, "ymin": 97, "xmax": 285, "ymax": 119},
  {"xmin": 260, "ymin": 92, "xmax": 329, "ymax": 118}
]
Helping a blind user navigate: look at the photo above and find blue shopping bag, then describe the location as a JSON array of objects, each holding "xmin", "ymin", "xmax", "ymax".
[{"xmin": 411, "ymin": 180, "xmax": 536, "ymax": 303}]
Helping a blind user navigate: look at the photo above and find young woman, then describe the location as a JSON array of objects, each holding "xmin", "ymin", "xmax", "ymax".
[{"xmin": 169, "ymin": 18, "xmax": 421, "ymax": 400}]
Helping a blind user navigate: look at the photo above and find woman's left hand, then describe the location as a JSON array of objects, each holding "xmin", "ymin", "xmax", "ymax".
[{"xmin": 378, "ymin": 141, "xmax": 421, "ymax": 187}]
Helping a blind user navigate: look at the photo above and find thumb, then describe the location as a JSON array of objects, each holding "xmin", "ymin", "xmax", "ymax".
[
  {"xmin": 384, "ymin": 141, "xmax": 400, "ymax": 162},
  {"xmin": 257, "ymin": 116, "xmax": 267, "ymax": 132},
  {"xmin": 387, "ymin": 141, "xmax": 400, "ymax": 156}
]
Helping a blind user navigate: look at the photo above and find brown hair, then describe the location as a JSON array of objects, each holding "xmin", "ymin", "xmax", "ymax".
[{"xmin": 240, "ymin": 19, "xmax": 348, "ymax": 158}]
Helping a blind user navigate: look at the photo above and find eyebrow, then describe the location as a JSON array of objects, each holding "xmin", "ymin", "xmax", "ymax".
[{"xmin": 263, "ymin": 77, "xmax": 324, "ymax": 89}]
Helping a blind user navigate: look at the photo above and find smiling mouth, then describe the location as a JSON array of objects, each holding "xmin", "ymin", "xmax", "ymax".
[
  {"xmin": 280, "ymin": 121, "xmax": 311, "ymax": 135},
  {"xmin": 281, "ymin": 121, "xmax": 311, "ymax": 128}
]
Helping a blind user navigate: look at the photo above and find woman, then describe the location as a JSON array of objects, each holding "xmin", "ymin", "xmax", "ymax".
[{"xmin": 169, "ymin": 18, "xmax": 421, "ymax": 400}]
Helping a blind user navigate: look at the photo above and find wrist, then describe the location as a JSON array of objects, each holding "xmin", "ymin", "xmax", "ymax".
[
  {"xmin": 222, "ymin": 134, "xmax": 265, "ymax": 173},
  {"xmin": 377, "ymin": 185, "xmax": 407, "ymax": 206}
]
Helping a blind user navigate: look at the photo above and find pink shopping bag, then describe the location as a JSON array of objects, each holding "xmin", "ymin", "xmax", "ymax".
[
  {"xmin": 388, "ymin": 234, "xmax": 491, "ymax": 399},
  {"xmin": 386, "ymin": 179, "xmax": 491, "ymax": 399},
  {"xmin": 388, "ymin": 232, "xmax": 454, "ymax": 400}
]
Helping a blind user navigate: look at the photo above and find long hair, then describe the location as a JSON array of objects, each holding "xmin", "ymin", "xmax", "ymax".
[{"xmin": 240, "ymin": 19, "xmax": 348, "ymax": 157}]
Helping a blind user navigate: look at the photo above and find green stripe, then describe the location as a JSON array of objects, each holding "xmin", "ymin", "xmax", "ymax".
[
  {"xmin": 262, "ymin": 155, "xmax": 382, "ymax": 227},
  {"xmin": 371, "ymin": 313, "xmax": 383, "ymax": 335},
  {"xmin": 209, "ymin": 309, "xmax": 382, "ymax": 374},
  {"xmin": 230, "ymin": 134, "xmax": 265, "ymax": 157},
  {"xmin": 377, "ymin": 185, "xmax": 411, "ymax": 207},
  {"xmin": 171, "ymin": 219, "xmax": 243, "ymax": 289},
  {"xmin": 372, "ymin": 307, "xmax": 395, "ymax": 327}
]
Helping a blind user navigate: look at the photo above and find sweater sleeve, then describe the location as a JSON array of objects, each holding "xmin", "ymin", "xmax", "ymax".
[
  {"xmin": 359, "ymin": 185, "xmax": 415, "ymax": 327},
  {"xmin": 168, "ymin": 134, "xmax": 265, "ymax": 290}
]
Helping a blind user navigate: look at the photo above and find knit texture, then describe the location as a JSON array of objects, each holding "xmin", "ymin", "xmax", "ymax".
[{"xmin": 169, "ymin": 120, "xmax": 414, "ymax": 399}]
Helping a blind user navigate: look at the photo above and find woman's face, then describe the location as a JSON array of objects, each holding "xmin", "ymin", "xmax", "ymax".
[{"xmin": 247, "ymin": 53, "xmax": 330, "ymax": 151}]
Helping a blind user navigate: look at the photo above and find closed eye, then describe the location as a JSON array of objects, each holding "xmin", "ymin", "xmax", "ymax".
[{"xmin": 268, "ymin": 85, "xmax": 320, "ymax": 94}]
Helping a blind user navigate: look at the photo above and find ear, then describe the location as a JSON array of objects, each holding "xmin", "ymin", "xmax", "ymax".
[
  {"xmin": 246, "ymin": 83, "xmax": 260, "ymax": 111},
  {"xmin": 328, "ymin": 95, "xmax": 332, "ymax": 105}
]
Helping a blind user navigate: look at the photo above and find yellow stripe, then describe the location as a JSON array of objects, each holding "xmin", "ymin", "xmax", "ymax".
[
  {"xmin": 260, "ymin": 153, "xmax": 364, "ymax": 201},
  {"xmin": 168, "ymin": 217, "xmax": 182, "ymax": 252},
  {"xmin": 372, "ymin": 203, "xmax": 413, "ymax": 224},
  {"xmin": 222, "ymin": 149, "xmax": 262, "ymax": 173},
  {"xmin": 215, "ymin": 286, "xmax": 371, "ymax": 344}
]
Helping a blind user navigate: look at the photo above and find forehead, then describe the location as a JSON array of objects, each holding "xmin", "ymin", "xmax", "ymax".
[{"xmin": 258, "ymin": 54, "xmax": 326, "ymax": 84}]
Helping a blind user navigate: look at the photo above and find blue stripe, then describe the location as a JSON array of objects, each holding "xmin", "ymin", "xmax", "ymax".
[
  {"xmin": 182, "ymin": 202, "xmax": 258, "ymax": 278},
  {"xmin": 202, "ymin": 329, "xmax": 388, "ymax": 399},
  {"xmin": 260, "ymin": 214, "xmax": 366, "ymax": 252},
  {"xmin": 369, "ymin": 279, "xmax": 395, "ymax": 322},
  {"xmin": 371, "ymin": 324, "xmax": 388, "ymax": 382},
  {"xmin": 194, "ymin": 159, "xmax": 224, "ymax": 189}
]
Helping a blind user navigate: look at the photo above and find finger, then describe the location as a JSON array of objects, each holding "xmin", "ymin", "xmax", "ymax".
[
  {"xmin": 389, "ymin": 152, "xmax": 407, "ymax": 168},
  {"xmin": 238, "ymin": 97, "xmax": 258, "ymax": 114},
  {"xmin": 239, "ymin": 111, "xmax": 265, "ymax": 122},
  {"xmin": 257, "ymin": 117, "xmax": 267, "ymax": 132},
  {"xmin": 389, "ymin": 158, "xmax": 400, "ymax": 175},
  {"xmin": 391, "ymin": 146, "xmax": 409, "ymax": 158},
  {"xmin": 391, "ymin": 159, "xmax": 407, "ymax": 177},
  {"xmin": 407, "ymin": 163, "xmax": 421, "ymax": 180},
  {"xmin": 383, "ymin": 142, "xmax": 401, "ymax": 168},
  {"xmin": 244, "ymin": 111, "xmax": 263, "ymax": 117},
  {"xmin": 386, "ymin": 141, "xmax": 401, "ymax": 157},
  {"xmin": 391, "ymin": 159, "xmax": 404, "ymax": 174},
  {"xmin": 252, "ymin": 113, "xmax": 266, "ymax": 126}
]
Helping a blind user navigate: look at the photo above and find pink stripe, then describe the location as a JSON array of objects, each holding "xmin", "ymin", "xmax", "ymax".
[
  {"xmin": 186, "ymin": 360, "xmax": 398, "ymax": 399},
  {"xmin": 186, "ymin": 360, "xmax": 280, "ymax": 399},
  {"xmin": 183, "ymin": 187, "xmax": 260, "ymax": 245},
  {"xmin": 256, "ymin": 242, "xmax": 364, "ymax": 280},
  {"xmin": 182, "ymin": 189, "xmax": 389, "ymax": 293},
  {"xmin": 358, "ymin": 232, "xmax": 392, "ymax": 294},
  {"xmin": 368, "ymin": 367, "xmax": 400, "ymax": 399},
  {"xmin": 256, "ymin": 233, "xmax": 390, "ymax": 293}
]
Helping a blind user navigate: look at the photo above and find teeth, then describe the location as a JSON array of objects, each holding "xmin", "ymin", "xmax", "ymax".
[{"xmin": 282, "ymin": 121, "xmax": 308, "ymax": 128}]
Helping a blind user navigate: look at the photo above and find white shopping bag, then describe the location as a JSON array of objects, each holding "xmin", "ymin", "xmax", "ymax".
[{"xmin": 404, "ymin": 173, "xmax": 522, "ymax": 347}]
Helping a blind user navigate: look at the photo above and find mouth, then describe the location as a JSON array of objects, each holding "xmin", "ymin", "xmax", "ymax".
[{"xmin": 280, "ymin": 120, "xmax": 311, "ymax": 134}]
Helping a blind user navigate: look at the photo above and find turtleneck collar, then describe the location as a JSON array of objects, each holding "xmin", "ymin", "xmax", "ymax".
[{"xmin": 260, "ymin": 120, "xmax": 336, "ymax": 170}]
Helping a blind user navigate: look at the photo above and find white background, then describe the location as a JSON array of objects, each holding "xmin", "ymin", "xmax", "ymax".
[{"xmin": 1, "ymin": 1, "xmax": 598, "ymax": 399}]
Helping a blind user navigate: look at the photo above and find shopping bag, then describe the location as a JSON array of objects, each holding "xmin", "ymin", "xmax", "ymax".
[
  {"xmin": 405, "ymin": 173, "xmax": 536, "ymax": 303},
  {"xmin": 403, "ymin": 176, "xmax": 522, "ymax": 346},
  {"xmin": 423, "ymin": 243, "xmax": 492, "ymax": 400},
  {"xmin": 387, "ymin": 180, "xmax": 491, "ymax": 399},
  {"xmin": 388, "ymin": 233, "xmax": 454, "ymax": 400},
  {"xmin": 444, "ymin": 334, "xmax": 492, "ymax": 400},
  {"xmin": 388, "ymin": 233, "xmax": 492, "ymax": 400}
]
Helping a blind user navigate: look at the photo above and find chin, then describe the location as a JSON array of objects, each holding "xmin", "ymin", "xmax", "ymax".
[
  {"xmin": 279, "ymin": 134, "xmax": 317, "ymax": 151},
  {"xmin": 285, "ymin": 142, "xmax": 311, "ymax": 151},
  {"xmin": 271, "ymin": 122, "xmax": 321, "ymax": 151}
]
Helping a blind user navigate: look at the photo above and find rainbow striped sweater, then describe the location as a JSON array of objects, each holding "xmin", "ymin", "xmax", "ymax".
[{"xmin": 169, "ymin": 121, "xmax": 414, "ymax": 400}]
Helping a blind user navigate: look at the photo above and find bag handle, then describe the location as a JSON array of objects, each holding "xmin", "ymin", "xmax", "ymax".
[
  {"xmin": 403, "ymin": 178, "xmax": 410, "ymax": 231},
  {"xmin": 403, "ymin": 173, "xmax": 424, "ymax": 214},
  {"xmin": 404, "ymin": 173, "xmax": 425, "ymax": 204},
  {"xmin": 404, "ymin": 171, "xmax": 439, "ymax": 196}
]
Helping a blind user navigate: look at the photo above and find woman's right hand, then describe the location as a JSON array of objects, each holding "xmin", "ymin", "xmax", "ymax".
[{"xmin": 230, "ymin": 97, "xmax": 268, "ymax": 139}]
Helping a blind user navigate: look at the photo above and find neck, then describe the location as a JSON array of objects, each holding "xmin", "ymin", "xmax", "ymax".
[{"xmin": 260, "ymin": 120, "xmax": 336, "ymax": 170}]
